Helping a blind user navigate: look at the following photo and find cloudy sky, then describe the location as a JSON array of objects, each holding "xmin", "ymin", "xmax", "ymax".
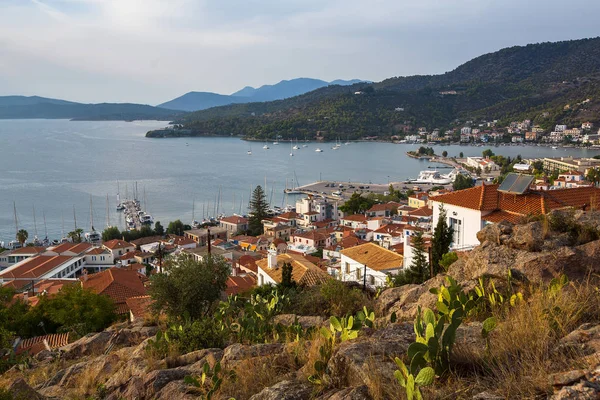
[{"xmin": 1, "ymin": 0, "xmax": 599, "ymax": 104}]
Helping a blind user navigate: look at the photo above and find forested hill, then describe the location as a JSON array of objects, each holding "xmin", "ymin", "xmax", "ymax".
[
  {"xmin": 0, "ymin": 96, "xmax": 184, "ymax": 121},
  {"xmin": 148, "ymin": 37, "xmax": 600, "ymax": 139}
]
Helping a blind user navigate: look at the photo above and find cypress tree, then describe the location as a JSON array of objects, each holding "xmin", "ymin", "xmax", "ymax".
[
  {"xmin": 248, "ymin": 185, "xmax": 269, "ymax": 236},
  {"xmin": 431, "ymin": 205, "xmax": 454, "ymax": 275}
]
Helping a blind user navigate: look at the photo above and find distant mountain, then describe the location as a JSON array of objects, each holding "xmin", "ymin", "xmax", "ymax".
[
  {"xmin": 154, "ymin": 37, "xmax": 600, "ymax": 140},
  {"xmin": 158, "ymin": 78, "xmax": 369, "ymax": 112},
  {"xmin": 0, "ymin": 96, "xmax": 184, "ymax": 121}
]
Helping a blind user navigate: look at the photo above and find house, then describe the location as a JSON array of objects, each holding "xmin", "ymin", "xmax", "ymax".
[
  {"xmin": 323, "ymin": 236, "xmax": 367, "ymax": 261},
  {"xmin": 542, "ymin": 157, "xmax": 600, "ymax": 174},
  {"xmin": 339, "ymin": 243, "xmax": 404, "ymax": 288},
  {"xmin": 430, "ymin": 180, "xmax": 600, "ymax": 250},
  {"xmin": 236, "ymin": 254, "xmax": 260, "ymax": 275},
  {"xmin": 0, "ymin": 254, "xmax": 86, "ymax": 290},
  {"xmin": 84, "ymin": 248, "xmax": 114, "ymax": 272},
  {"xmin": 45, "ymin": 242, "xmax": 93, "ymax": 256},
  {"xmin": 102, "ymin": 239, "xmax": 135, "ymax": 259},
  {"xmin": 15, "ymin": 333, "xmax": 71, "ymax": 356},
  {"xmin": 373, "ymin": 224, "xmax": 406, "ymax": 248},
  {"xmin": 466, "ymin": 157, "xmax": 499, "ymax": 171},
  {"xmin": 167, "ymin": 235, "xmax": 198, "ymax": 249},
  {"xmin": 408, "ymin": 206, "xmax": 434, "ymax": 226},
  {"xmin": 0, "ymin": 246, "xmax": 46, "ymax": 269},
  {"xmin": 219, "ymin": 216, "xmax": 249, "ymax": 238},
  {"xmin": 81, "ymin": 267, "xmax": 148, "ymax": 314},
  {"xmin": 295, "ymin": 196, "xmax": 340, "ymax": 227},
  {"xmin": 340, "ymin": 214, "xmax": 368, "ymax": 229},
  {"xmin": 553, "ymin": 171, "xmax": 592, "ymax": 189},
  {"xmin": 184, "ymin": 246, "xmax": 233, "ymax": 263},
  {"xmin": 256, "ymin": 250, "xmax": 331, "ymax": 286},
  {"xmin": 366, "ymin": 202, "xmax": 401, "ymax": 218},
  {"xmin": 225, "ymin": 275, "xmax": 256, "ymax": 296},
  {"xmin": 184, "ymin": 228, "xmax": 228, "ymax": 247},
  {"xmin": 408, "ymin": 192, "xmax": 429, "ymax": 208},
  {"xmin": 525, "ymin": 131, "xmax": 540, "ymax": 142},
  {"xmin": 269, "ymin": 238, "xmax": 288, "ymax": 254},
  {"xmin": 290, "ymin": 229, "xmax": 333, "ymax": 249},
  {"xmin": 263, "ymin": 222, "xmax": 293, "ymax": 241},
  {"xmin": 232, "ymin": 235, "xmax": 270, "ymax": 252},
  {"xmin": 126, "ymin": 295, "xmax": 154, "ymax": 322},
  {"xmin": 582, "ymin": 122, "xmax": 594, "ymax": 130}
]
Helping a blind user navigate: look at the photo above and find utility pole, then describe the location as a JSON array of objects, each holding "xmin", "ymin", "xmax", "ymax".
[
  {"xmin": 363, "ymin": 264, "xmax": 367, "ymax": 291},
  {"xmin": 207, "ymin": 227, "xmax": 212, "ymax": 257}
]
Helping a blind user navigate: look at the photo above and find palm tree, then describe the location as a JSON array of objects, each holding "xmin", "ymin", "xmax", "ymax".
[
  {"xmin": 154, "ymin": 242, "xmax": 166, "ymax": 274},
  {"xmin": 16, "ymin": 229, "xmax": 28, "ymax": 246},
  {"xmin": 68, "ymin": 228, "xmax": 84, "ymax": 243}
]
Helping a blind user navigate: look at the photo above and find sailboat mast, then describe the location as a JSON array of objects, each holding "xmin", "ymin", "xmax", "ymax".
[
  {"xmin": 73, "ymin": 205, "xmax": 77, "ymax": 230},
  {"xmin": 89, "ymin": 195, "xmax": 95, "ymax": 231},
  {"xmin": 13, "ymin": 202, "xmax": 18, "ymax": 237},
  {"xmin": 61, "ymin": 211, "xmax": 65, "ymax": 238},
  {"xmin": 232, "ymin": 193, "xmax": 235, "ymax": 213},
  {"xmin": 192, "ymin": 199, "xmax": 195, "ymax": 222},
  {"xmin": 106, "ymin": 194, "xmax": 110, "ymax": 227},
  {"xmin": 43, "ymin": 210, "xmax": 48, "ymax": 238},
  {"xmin": 33, "ymin": 205, "xmax": 38, "ymax": 237}
]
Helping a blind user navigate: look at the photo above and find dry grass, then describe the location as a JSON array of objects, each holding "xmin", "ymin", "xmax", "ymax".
[
  {"xmin": 364, "ymin": 356, "xmax": 397, "ymax": 400},
  {"xmin": 432, "ymin": 278, "xmax": 600, "ymax": 399}
]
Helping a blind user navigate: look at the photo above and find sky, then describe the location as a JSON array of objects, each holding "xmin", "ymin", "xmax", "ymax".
[{"xmin": 1, "ymin": 0, "xmax": 599, "ymax": 105}]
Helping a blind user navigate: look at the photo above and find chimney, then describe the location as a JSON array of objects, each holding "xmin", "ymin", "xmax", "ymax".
[{"xmin": 267, "ymin": 248, "xmax": 278, "ymax": 269}]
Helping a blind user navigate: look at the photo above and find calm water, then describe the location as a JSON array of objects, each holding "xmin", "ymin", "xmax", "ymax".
[{"xmin": 1, "ymin": 119, "xmax": 598, "ymax": 243}]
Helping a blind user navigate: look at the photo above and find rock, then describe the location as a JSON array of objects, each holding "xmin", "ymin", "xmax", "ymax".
[
  {"xmin": 105, "ymin": 325, "xmax": 159, "ymax": 350},
  {"xmin": 155, "ymin": 380, "xmax": 199, "ymax": 400},
  {"xmin": 143, "ymin": 368, "xmax": 190, "ymax": 398},
  {"xmin": 59, "ymin": 330, "xmax": 114, "ymax": 359},
  {"xmin": 327, "ymin": 323, "xmax": 413, "ymax": 388},
  {"xmin": 249, "ymin": 379, "xmax": 313, "ymax": 400},
  {"xmin": 472, "ymin": 391, "xmax": 504, "ymax": 400},
  {"xmin": 505, "ymin": 221, "xmax": 544, "ymax": 251},
  {"xmin": 549, "ymin": 370, "xmax": 588, "ymax": 387},
  {"xmin": 561, "ymin": 323, "xmax": 600, "ymax": 354},
  {"xmin": 273, "ymin": 314, "xmax": 325, "ymax": 329},
  {"xmin": 8, "ymin": 378, "xmax": 46, "ymax": 400},
  {"xmin": 550, "ymin": 382, "xmax": 600, "ymax": 399},
  {"xmin": 320, "ymin": 385, "xmax": 371, "ymax": 400},
  {"xmin": 170, "ymin": 348, "xmax": 223, "ymax": 369},
  {"xmin": 476, "ymin": 221, "xmax": 513, "ymax": 245},
  {"xmin": 376, "ymin": 275, "xmax": 446, "ymax": 320},
  {"xmin": 221, "ymin": 343, "xmax": 284, "ymax": 369}
]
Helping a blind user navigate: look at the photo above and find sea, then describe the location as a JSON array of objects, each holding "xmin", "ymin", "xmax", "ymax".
[{"xmin": 1, "ymin": 119, "xmax": 599, "ymax": 243}]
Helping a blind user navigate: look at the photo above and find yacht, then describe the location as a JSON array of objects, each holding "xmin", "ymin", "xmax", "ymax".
[
  {"xmin": 409, "ymin": 170, "xmax": 453, "ymax": 185},
  {"xmin": 292, "ymin": 139, "xmax": 300, "ymax": 150},
  {"xmin": 273, "ymin": 141, "xmax": 279, "ymax": 145},
  {"xmin": 315, "ymin": 148, "xmax": 323, "ymax": 152},
  {"xmin": 116, "ymin": 203, "xmax": 125, "ymax": 211},
  {"xmin": 140, "ymin": 214, "xmax": 154, "ymax": 224},
  {"xmin": 552, "ymin": 146, "xmax": 558, "ymax": 149},
  {"xmin": 85, "ymin": 230, "xmax": 101, "ymax": 244},
  {"xmin": 247, "ymin": 150, "xmax": 252, "ymax": 155},
  {"xmin": 263, "ymin": 143, "xmax": 270, "ymax": 149}
]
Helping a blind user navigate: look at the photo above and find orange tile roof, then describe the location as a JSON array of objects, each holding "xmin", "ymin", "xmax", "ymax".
[
  {"xmin": 86, "ymin": 247, "xmax": 108, "ymax": 255},
  {"xmin": 49, "ymin": 242, "xmax": 92, "ymax": 255},
  {"xmin": 16, "ymin": 333, "xmax": 70, "ymax": 355},
  {"xmin": 481, "ymin": 211, "xmax": 524, "ymax": 224},
  {"xmin": 408, "ymin": 206, "xmax": 433, "ymax": 217},
  {"xmin": 432, "ymin": 184, "xmax": 600, "ymax": 217},
  {"xmin": 374, "ymin": 224, "xmax": 406, "ymax": 235},
  {"xmin": 82, "ymin": 268, "xmax": 147, "ymax": 313},
  {"xmin": 292, "ymin": 229, "xmax": 330, "ymax": 242},
  {"xmin": 125, "ymin": 295, "xmax": 154, "ymax": 319},
  {"xmin": 9, "ymin": 246, "xmax": 46, "ymax": 255},
  {"xmin": 0, "ymin": 255, "xmax": 77, "ymax": 280},
  {"xmin": 220, "ymin": 216, "xmax": 249, "ymax": 224},
  {"xmin": 368, "ymin": 202, "xmax": 401, "ymax": 212},
  {"xmin": 225, "ymin": 275, "xmax": 256, "ymax": 295},
  {"xmin": 342, "ymin": 214, "xmax": 368, "ymax": 222},
  {"xmin": 278, "ymin": 212, "xmax": 298, "ymax": 219},
  {"xmin": 325, "ymin": 236, "xmax": 367, "ymax": 251},
  {"xmin": 256, "ymin": 253, "xmax": 331, "ymax": 286},
  {"xmin": 340, "ymin": 242, "xmax": 404, "ymax": 271},
  {"xmin": 103, "ymin": 239, "xmax": 134, "ymax": 250},
  {"xmin": 272, "ymin": 238, "xmax": 287, "ymax": 246}
]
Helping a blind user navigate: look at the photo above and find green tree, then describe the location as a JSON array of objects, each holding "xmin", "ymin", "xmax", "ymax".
[
  {"xmin": 167, "ymin": 220, "xmax": 185, "ymax": 236},
  {"xmin": 394, "ymin": 232, "xmax": 429, "ymax": 285},
  {"xmin": 248, "ymin": 185, "xmax": 269, "ymax": 236},
  {"xmin": 280, "ymin": 262, "xmax": 296, "ymax": 289},
  {"xmin": 154, "ymin": 221, "xmax": 165, "ymax": 236},
  {"xmin": 339, "ymin": 192, "xmax": 375, "ymax": 214},
  {"xmin": 102, "ymin": 226, "xmax": 121, "ymax": 242},
  {"xmin": 459, "ymin": 152, "xmax": 464, "ymax": 158},
  {"xmin": 431, "ymin": 205, "xmax": 454, "ymax": 275},
  {"xmin": 149, "ymin": 254, "xmax": 230, "ymax": 320},
  {"xmin": 439, "ymin": 252, "xmax": 458, "ymax": 270},
  {"xmin": 482, "ymin": 149, "xmax": 495, "ymax": 158},
  {"xmin": 67, "ymin": 228, "xmax": 84, "ymax": 243},
  {"xmin": 442, "ymin": 150, "xmax": 448, "ymax": 157},
  {"xmin": 586, "ymin": 168, "xmax": 600, "ymax": 186},
  {"xmin": 35, "ymin": 285, "xmax": 117, "ymax": 337},
  {"xmin": 453, "ymin": 174, "xmax": 475, "ymax": 191},
  {"xmin": 16, "ymin": 229, "xmax": 28, "ymax": 246}
]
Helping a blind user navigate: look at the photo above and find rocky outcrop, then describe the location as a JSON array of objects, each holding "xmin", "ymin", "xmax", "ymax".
[
  {"xmin": 7, "ymin": 378, "xmax": 46, "ymax": 400},
  {"xmin": 274, "ymin": 314, "xmax": 325, "ymax": 329},
  {"xmin": 249, "ymin": 379, "xmax": 314, "ymax": 400}
]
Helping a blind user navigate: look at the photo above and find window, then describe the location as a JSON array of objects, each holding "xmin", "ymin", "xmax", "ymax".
[
  {"xmin": 345, "ymin": 262, "xmax": 350, "ymax": 274},
  {"xmin": 101, "ymin": 256, "xmax": 105, "ymax": 261},
  {"xmin": 92, "ymin": 256, "xmax": 96, "ymax": 261},
  {"xmin": 356, "ymin": 267, "xmax": 362, "ymax": 280},
  {"xmin": 369, "ymin": 275, "xmax": 375, "ymax": 285},
  {"xmin": 449, "ymin": 217, "xmax": 462, "ymax": 247}
]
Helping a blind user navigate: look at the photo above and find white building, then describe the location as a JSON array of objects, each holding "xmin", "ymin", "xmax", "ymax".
[{"xmin": 339, "ymin": 243, "xmax": 404, "ymax": 288}]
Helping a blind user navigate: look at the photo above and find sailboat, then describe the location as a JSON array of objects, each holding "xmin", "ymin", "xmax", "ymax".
[
  {"xmin": 345, "ymin": 135, "xmax": 351, "ymax": 145},
  {"xmin": 85, "ymin": 195, "xmax": 101, "ymax": 244},
  {"xmin": 116, "ymin": 181, "xmax": 125, "ymax": 211},
  {"xmin": 191, "ymin": 199, "xmax": 200, "ymax": 229},
  {"xmin": 8, "ymin": 202, "xmax": 22, "ymax": 250},
  {"xmin": 32, "ymin": 205, "xmax": 42, "ymax": 246},
  {"xmin": 105, "ymin": 194, "xmax": 113, "ymax": 229},
  {"xmin": 290, "ymin": 141, "xmax": 294, "ymax": 157},
  {"xmin": 42, "ymin": 210, "xmax": 50, "ymax": 246},
  {"xmin": 263, "ymin": 140, "xmax": 270, "ymax": 150},
  {"xmin": 247, "ymin": 142, "xmax": 252, "ymax": 155},
  {"xmin": 292, "ymin": 138, "xmax": 300, "ymax": 150},
  {"xmin": 315, "ymin": 147, "xmax": 323, "ymax": 152}
]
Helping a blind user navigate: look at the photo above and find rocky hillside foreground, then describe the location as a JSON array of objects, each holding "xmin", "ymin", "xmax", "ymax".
[{"xmin": 3, "ymin": 211, "xmax": 600, "ymax": 399}]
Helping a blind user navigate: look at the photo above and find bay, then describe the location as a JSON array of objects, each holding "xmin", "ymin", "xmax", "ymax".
[{"xmin": 0, "ymin": 119, "xmax": 598, "ymax": 243}]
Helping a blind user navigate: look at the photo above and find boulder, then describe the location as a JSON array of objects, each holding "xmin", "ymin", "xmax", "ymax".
[
  {"xmin": 376, "ymin": 275, "xmax": 446, "ymax": 321},
  {"xmin": 549, "ymin": 370, "xmax": 588, "ymax": 387},
  {"xmin": 59, "ymin": 330, "xmax": 114, "ymax": 359},
  {"xmin": 505, "ymin": 221, "xmax": 544, "ymax": 251},
  {"xmin": 221, "ymin": 343, "xmax": 284, "ymax": 369},
  {"xmin": 249, "ymin": 379, "xmax": 314, "ymax": 400},
  {"xmin": 327, "ymin": 323, "xmax": 414, "ymax": 388},
  {"xmin": 155, "ymin": 380, "xmax": 199, "ymax": 400},
  {"xmin": 170, "ymin": 348, "xmax": 223, "ymax": 369},
  {"xmin": 8, "ymin": 378, "xmax": 46, "ymax": 400},
  {"xmin": 143, "ymin": 368, "xmax": 190, "ymax": 398},
  {"xmin": 319, "ymin": 385, "xmax": 371, "ymax": 400},
  {"xmin": 105, "ymin": 325, "xmax": 159, "ymax": 350},
  {"xmin": 476, "ymin": 221, "xmax": 513, "ymax": 245}
]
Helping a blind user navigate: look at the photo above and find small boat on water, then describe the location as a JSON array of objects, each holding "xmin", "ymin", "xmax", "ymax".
[
  {"xmin": 552, "ymin": 146, "xmax": 558, "ymax": 149},
  {"xmin": 315, "ymin": 148, "xmax": 323, "ymax": 152}
]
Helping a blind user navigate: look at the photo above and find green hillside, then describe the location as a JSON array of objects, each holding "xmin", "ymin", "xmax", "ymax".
[{"xmin": 149, "ymin": 37, "xmax": 600, "ymax": 139}]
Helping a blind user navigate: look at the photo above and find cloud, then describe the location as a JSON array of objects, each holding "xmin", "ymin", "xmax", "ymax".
[{"xmin": 0, "ymin": 0, "xmax": 599, "ymax": 103}]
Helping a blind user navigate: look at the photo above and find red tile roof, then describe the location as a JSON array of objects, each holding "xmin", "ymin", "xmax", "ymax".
[
  {"xmin": 220, "ymin": 216, "xmax": 248, "ymax": 224},
  {"xmin": 292, "ymin": 229, "xmax": 330, "ymax": 242},
  {"xmin": 0, "ymin": 255, "xmax": 77, "ymax": 280},
  {"xmin": 368, "ymin": 202, "xmax": 401, "ymax": 212},
  {"xmin": 325, "ymin": 236, "xmax": 367, "ymax": 251},
  {"xmin": 237, "ymin": 255, "xmax": 259, "ymax": 273},
  {"xmin": 125, "ymin": 295, "xmax": 154, "ymax": 319},
  {"xmin": 49, "ymin": 242, "xmax": 92, "ymax": 255},
  {"xmin": 16, "ymin": 333, "xmax": 70, "ymax": 355},
  {"xmin": 278, "ymin": 212, "xmax": 298, "ymax": 219},
  {"xmin": 432, "ymin": 184, "xmax": 600, "ymax": 217},
  {"xmin": 225, "ymin": 275, "xmax": 256, "ymax": 295},
  {"xmin": 374, "ymin": 224, "xmax": 406, "ymax": 235},
  {"xmin": 86, "ymin": 247, "xmax": 108, "ymax": 255},
  {"xmin": 82, "ymin": 268, "xmax": 147, "ymax": 314},
  {"xmin": 103, "ymin": 239, "xmax": 134, "ymax": 250},
  {"xmin": 342, "ymin": 214, "xmax": 368, "ymax": 222},
  {"xmin": 10, "ymin": 246, "xmax": 46, "ymax": 255},
  {"xmin": 408, "ymin": 206, "xmax": 433, "ymax": 217}
]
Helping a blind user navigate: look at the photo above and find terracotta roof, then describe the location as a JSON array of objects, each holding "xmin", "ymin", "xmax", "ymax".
[
  {"xmin": 481, "ymin": 211, "xmax": 524, "ymax": 224},
  {"xmin": 103, "ymin": 239, "xmax": 134, "ymax": 250},
  {"xmin": 410, "ymin": 192, "xmax": 429, "ymax": 200},
  {"xmin": 9, "ymin": 246, "xmax": 46, "ymax": 255},
  {"xmin": 237, "ymin": 255, "xmax": 259, "ymax": 273},
  {"xmin": 125, "ymin": 295, "xmax": 154, "ymax": 319},
  {"xmin": 233, "ymin": 235, "xmax": 259, "ymax": 244},
  {"xmin": 292, "ymin": 229, "xmax": 330, "ymax": 242},
  {"xmin": 432, "ymin": 184, "xmax": 600, "ymax": 217},
  {"xmin": 168, "ymin": 235, "xmax": 197, "ymax": 246},
  {"xmin": 131, "ymin": 235, "xmax": 164, "ymax": 246},
  {"xmin": 408, "ymin": 206, "xmax": 433, "ymax": 217},
  {"xmin": 340, "ymin": 242, "xmax": 404, "ymax": 272},
  {"xmin": 220, "ymin": 216, "xmax": 249, "ymax": 224},
  {"xmin": 304, "ymin": 211, "xmax": 319, "ymax": 216},
  {"xmin": 49, "ymin": 242, "xmax": 92, "ymax": 255},
  {"xmin": 16, "ymin": 333, "xmax": 70, "ymax": 355},
  {"xmin": 225, "ymin": 275, "xmax": 256, "ymax": 295},
  {"xmin": 278, "ymin": 212, "xmax": 298, "ymax": 219},
  {"xmin": 86, "ymin": 247, "xmax": 108, "ymax": 255},
  {"xmin": 127, "ymin": 262, "xmax": 147, "ymax": 272},
  {"xmin": 256, "ymin": 253, "xmax": 331, "ymax": 286},
  {"xmin": 325, "ymin": 236, "xmax": 367, "ymax": 251},
  {"xmin": 82, "ymin": 267, "xmax": 147, "ymax": 313},
  {"xmin": 389, "ymin": 243, "xmax": 404, "ymax": 255},
  {"xmin": 120, "ymin": 251, "xmax": 137, "ymax": 260},
  {"xmin": 374, "ymin": 224, "xmax": 406, "ymax": 235},
  {"xmin": 272, "ymin": 238, "xmax": 287, "ymax": 246},
  {"xmin": 0, "ymin": 255, "xmax": 78, "ymax": 280},
  {"xmin": 342, "ymin": 214, "xmax": 368, "ymax": 222}
]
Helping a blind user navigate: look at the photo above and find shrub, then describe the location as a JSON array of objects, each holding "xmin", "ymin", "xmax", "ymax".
[{"xmin": 320, "ymin": 280, "xmax": 369, "ymax": 317}]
